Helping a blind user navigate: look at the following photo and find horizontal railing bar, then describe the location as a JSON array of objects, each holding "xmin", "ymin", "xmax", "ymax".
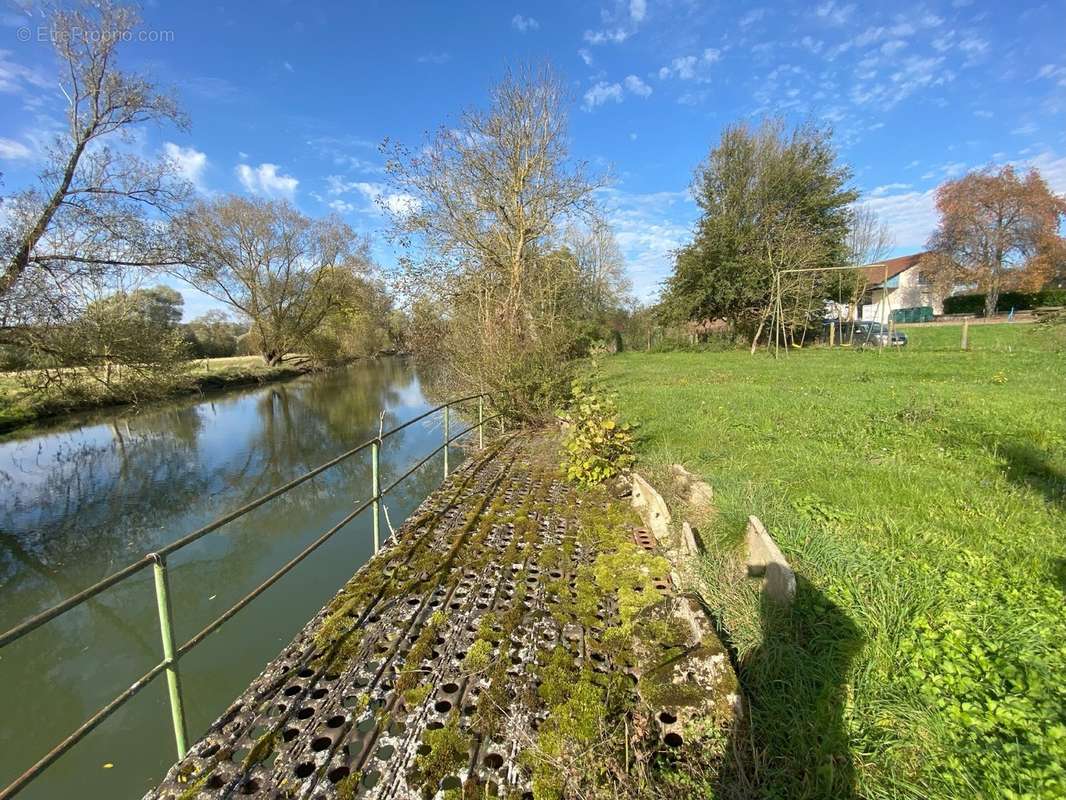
[
  {"xmin": 176, "ymin": 498, "xmax": 372, "ymax": 657},
  {"xmin": 0, "ymin": 660, "xmax": 168, "ymax": 800},
  {"xmin": 381, "ymin": 414, "xmax": 500, "ymax": 498},
  {"xmin": 0, "ymin": 393, "xmax": 494, "ymax": 651},
  {"xmin": 0, "ymin": 558, "xmax": 152, "ymax": 649},
  {"xmin": 378, "ymin": 392, "xmax": 486, "ymax": 442}
]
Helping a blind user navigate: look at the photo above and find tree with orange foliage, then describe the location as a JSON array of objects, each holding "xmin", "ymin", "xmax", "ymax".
[{"xmin": 928, "ymin": 165, "xmax": 1066, "ymax": 316}]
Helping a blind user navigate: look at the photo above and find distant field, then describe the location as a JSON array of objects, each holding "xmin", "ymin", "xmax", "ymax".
[
  {"xmin": 0, "ymin": 355, "xmax": 309, "ymax": 434},
  {"xmin": 602, "ymin": 324, "xmax": 1065, "ymax": 799}
]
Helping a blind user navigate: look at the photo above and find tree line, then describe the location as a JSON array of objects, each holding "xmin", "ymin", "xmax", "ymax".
[
  {"xmin": 656, "ymin": 120, "xmax": 1065, "ymax": 348},
  {"xmin": 0, "ymin": 2, "xmax": 402, "ymax": 406}
]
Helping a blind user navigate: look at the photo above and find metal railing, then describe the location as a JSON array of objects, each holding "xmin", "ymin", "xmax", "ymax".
[{"xmin": 0, "ymin": 393, "xmax": 500, "ymax": 800}]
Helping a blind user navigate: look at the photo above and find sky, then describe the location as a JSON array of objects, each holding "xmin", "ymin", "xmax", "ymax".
[{"xmin": 1, "ymin": 0, "xmax": 1064, "ymax": 318}]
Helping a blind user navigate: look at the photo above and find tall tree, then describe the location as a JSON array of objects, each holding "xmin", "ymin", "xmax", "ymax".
[
  {"xmin": 0, "ymin": 1, "xmax": 189, "ymax": 324},
  {"xmin": 929, "ymin": 165, "xmax": 1066, "ymax": 316},
  {"xmin": 659, "ymin": 119, "xmax": 857, "ymax": 347},
  {"xmin": 383, "ymin": 64, "xmax": 606, "ymax": 417},
  {"xmin": 172, "ymin": 196, "xmax": 359, "ymax": 365}
]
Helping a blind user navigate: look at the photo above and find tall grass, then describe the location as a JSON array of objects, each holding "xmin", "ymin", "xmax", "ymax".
[{"xmin": 602, "ymin": 324, "xmax": 1066, "ymax": 799}]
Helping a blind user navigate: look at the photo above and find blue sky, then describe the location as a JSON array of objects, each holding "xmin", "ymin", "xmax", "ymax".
[{"xmin": 1, "ymin": 0, "xmax": 1064, "ymax": 318}]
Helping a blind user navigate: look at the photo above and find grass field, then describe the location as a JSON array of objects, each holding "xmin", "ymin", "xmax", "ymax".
[
  {"xmin": 601, "ymin": 324, "xmax": 1065, "ymax": 799},
  {"xmin": 0, "ymin": 356, "xmax": 310, "ymax": 434}
]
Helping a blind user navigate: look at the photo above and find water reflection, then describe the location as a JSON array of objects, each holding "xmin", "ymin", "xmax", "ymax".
[{"xmin": 0, "ymin": 358, "xmax": 461, "ymax": 799}]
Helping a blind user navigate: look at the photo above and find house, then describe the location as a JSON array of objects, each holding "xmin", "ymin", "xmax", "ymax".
[{"xmin": 855, "ymin": 252, "xmax": 945, "ymax": 322}]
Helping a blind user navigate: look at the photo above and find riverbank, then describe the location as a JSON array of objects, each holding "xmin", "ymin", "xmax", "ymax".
[{"xmin": 0, "ymin": 356, "xmax": 314, "ymax": 436}]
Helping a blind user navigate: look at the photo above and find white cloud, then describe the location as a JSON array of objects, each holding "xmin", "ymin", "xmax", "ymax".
[
  {"xmin": 283, "ymin": 61, "xmax": 293, "ymax": 72},
  {"xmin": 235, "ymin": 162, "xmax": 299, "ymax": 199},
  {"xmin": 630, "ymin": 0, "xmax": 647, "ymax": 23},
  {"xmin": 0, "ymin": 49, "xmax": 52, "ymax": 94},
  {"xmin": 164, "ymin": 142, "xmax": 208, "ymax": 189},
  {"xmin": 739, "ymin": 8, "xmax": 766, "ymax": 27},
  {"xmin": 869, "ymin": 182, "xmax": 911, "ymax": 196},
  {"xmin": 623, "ymin": 74, "xmax": 652, "ymax": 97},
  {"xmin": 1011, "ymin": 122, "xmax": 1038, "ymax": 136},
  {"xmin": 416, "ymin": 52, "xmax": 451, "ymax": 64},
  {"xmin": 1023, "ymin": 151, "xmax": 1066, "ymax": 195},
  {"xmin": 0, "ymin": 137, "xmax": 32, "ymax": 159},
  {"xmin": 578, "ymin": 48, "xmax": 593, "ymax": 66},
  {"xmin": 327, "ymin": 199, "xmax": 356, "ymax": 214},
  {"xmin": 659, "ymin": 49, "xmax": 721, "ymax": 82},
  {"xmin": 1036, "ymin": 64, "xmax": 1066, "ymax": 87},
  {"xmin": 584, "ymin": 28, "xmax": 629, "ymax": 45},
  {"xmin": 816, "ymin": 1, "xmax": 855, "ymax": 25},
  {"xmin": 342, "ymin": 181, "xmax": 421, "ymax": 216},
  {"xmin": 511, "ymin": 14, "xmax": 539, "ymax": 33},
  {"xmin": 583, "ymin": 81, "xmax": 624, "ymax": 110},
  {"xmin": 858, "ymin": 189, "xmax": 938, "ymax": 250},
  {"xmin": 598, "ymin": 187, "xmax": 696, "ymax": 302}
]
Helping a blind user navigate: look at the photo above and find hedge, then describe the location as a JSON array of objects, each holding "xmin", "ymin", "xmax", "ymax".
[{"xmin": 943, "ymin": 289, "xmax": 1066, "ymax": 315}]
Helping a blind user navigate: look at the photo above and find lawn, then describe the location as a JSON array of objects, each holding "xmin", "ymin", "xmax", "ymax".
[{"xmin": 600, "ymin": 323, "xmax": 1066, "ymax": 800}]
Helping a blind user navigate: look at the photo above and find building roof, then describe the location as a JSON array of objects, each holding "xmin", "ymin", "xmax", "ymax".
[{"xmin": 857, "ymin": 252, "xmax": 928, "ymax": 285}]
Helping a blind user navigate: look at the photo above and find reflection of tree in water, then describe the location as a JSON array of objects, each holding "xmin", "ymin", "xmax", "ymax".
[
  {"xmin": 0, "ymin": 405, "xmax": 208, "ymax": 588},
  {"xmin": 0, "ymin": 359, "xmax": 424, "ymax": 612}
]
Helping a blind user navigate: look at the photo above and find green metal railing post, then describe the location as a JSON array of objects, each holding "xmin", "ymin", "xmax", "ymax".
[
  {"xmin": 371, "ymin": 439, "xmax": 381, "ymax": 552},
  {"xmin": 478, "ymin": 395, "xmax": 484, "ymax": 450},
  {"xmin": 149, "ymin": 554, "xmax": 188, "ymax": 759},
  {"xmin": 442, "ymin": 404, "xmax": 450, "ymax": 477}
]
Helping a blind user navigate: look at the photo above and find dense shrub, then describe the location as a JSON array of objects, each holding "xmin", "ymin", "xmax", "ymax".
[
  {"xmin": 560, "ymin": 380, "xmax": 636, "ymax": 487},
  {"xmin": 944, "ymin": 290, "xmax": 1066, "ymax": 315}
]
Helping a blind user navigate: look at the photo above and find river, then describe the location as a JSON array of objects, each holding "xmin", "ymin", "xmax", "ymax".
[{"xmin": 0, "ymin": 358, "xmax": 463, "ymax": 799}]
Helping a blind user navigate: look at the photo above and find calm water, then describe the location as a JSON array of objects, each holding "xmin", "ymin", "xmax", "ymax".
[{"xmin": 0, "ymin": 359, "xmax": 462, "ymax": 799}]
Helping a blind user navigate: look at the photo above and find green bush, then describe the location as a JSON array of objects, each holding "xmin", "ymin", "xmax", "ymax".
[
  {"xmin": 944, "ymin": 290, "xmax": 1066, "ymax": 315},
  {"xmin": 560, "ymin": 380, "xmax": 636, "ymax": 487}
]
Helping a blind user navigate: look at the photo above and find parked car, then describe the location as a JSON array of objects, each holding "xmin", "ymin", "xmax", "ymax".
[{"xmin": 823, "ymin": 319, "xmax": 908, "ymax": 347}]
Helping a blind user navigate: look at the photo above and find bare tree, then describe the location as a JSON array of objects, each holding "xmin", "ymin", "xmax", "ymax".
[
  {"xmin": 565, "ymin": 220, "xmax": 631, "ymax": 316},
  {"xmin": 384, "ymin": 63, "xmax": 603, "ymax": 336},
  {"xmin": 172, "ymin": 196, "xmax": 359, "ymax": 366},
  {"xmin": 0, "ymin": 1, "xmax": 190, "ymax": 325},
  {"xmin": 841, "ymin": 205, "xmax": 894, "ymax": 326},
  {"xmin": 383, "ymin": 64, "xmax": 606, "ymax": 417},
  {"xmin": 847, "ymin": 205, "xmax": 893, "ymax": 266}
]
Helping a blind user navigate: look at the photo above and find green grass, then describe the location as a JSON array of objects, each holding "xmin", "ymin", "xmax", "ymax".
[
  {"xmin": 600, "ymin": 324, "xmax": 1066, "ymax": 799},
  {"xmin": 0, "ymin": 356, "xmax": 310, "ymax": 435}
]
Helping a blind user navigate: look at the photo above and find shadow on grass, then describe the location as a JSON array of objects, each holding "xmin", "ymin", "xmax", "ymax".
[
  {"xmin": 717, "ymin": 575, "xmax": 864, "ymax": 800},
  {"xmin": 999, "ymin": 442, "xmax": 1066, "ymax": 511}
]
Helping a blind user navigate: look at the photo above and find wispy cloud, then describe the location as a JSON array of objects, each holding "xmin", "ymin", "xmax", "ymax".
[
  {"xmin": 416, "ymin": 52, "xmax": 451, "ymax": 64},
  {"xmin": 583, "ymin": 81, "xmax": 625, "ymax": 110},
  {"xmin": 630, "ymin": 0, "xmax": 647, "ymax": 23},
  {"xmin": 0, "ymin": 49, "xmax": 52, "ymax": 94},
  {"xmin": 598, "ymin": 187, "xmax": 696, "ymax": 302},
  {"xmin": 658, "ymin": 49, "xmax": 721, "ymax": 81},
  {"xmin": 511, "ymin": 14, "xmax": 539, "ymax": 33},
  {"xmin": 739, "ymin": 8, "xmax": 766, "ymax": 28},
  {"xmin": 815, "ymin": 1, "xmax": 856, "ymax": 25},
  {"xmin": 583, "ymin": 27, "xmax": 629, "ymax": 45},
  {"xmin": 0, "ymin": 137, "xmax": 32, "ymax": 159},
  {"xmin": 235, "ymin": 162, "xmax": 299, "ymax": 199}
]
